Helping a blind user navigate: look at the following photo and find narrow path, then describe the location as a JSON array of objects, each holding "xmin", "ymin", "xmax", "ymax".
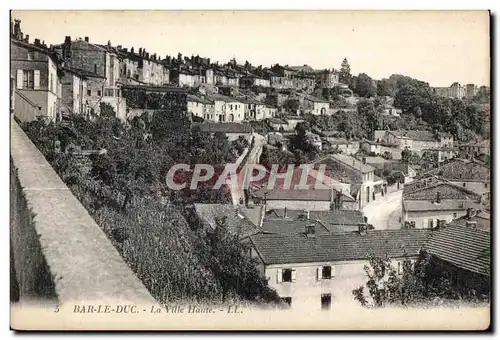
[{"xmin": 362, "ymin": 190, "xmax": 402, "ymax": 230}]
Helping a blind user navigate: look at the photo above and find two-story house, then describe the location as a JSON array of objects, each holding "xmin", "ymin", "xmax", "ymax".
[
  {"xmin": 192, "ymin": 122, "xmax": 253, "ymax": 142},
  {"xmin": 303, "ymin": 95, "xmax": 330, "ymax": 115},
  {"xmin": 242, "ymin": 98, "xmax": 267, "ymax": 121},
  {"xmin": 401, "ymin": 176, "xmax": 483, "ymax": 229},
  {"xmin": 11, "ymin": 23, "xmax": 63, "ymax": 122},
  {"xmin": 118, "ymin": 47, "xmax": 169, "ymax": 86},
  {"xmin": 187, "ymin": 94, "xmax": 215, "ymax": 121},
  {"xmin": 311, "ymin": 154, "xmax": 385, "ymax": 209},
  {"xmin": 248, "ymin": 228, "xmax": 431, "ymax": 309},
  {"xmin": 381, "ymin": 130, "xmax": 454, "ymax": 154},
  {"xmin": 249, "ymin": 166, "xmax": 358, "ymax": 212},
  {"xmin": 418, "ymin": 158, "xmax": 490, "ymax": 201},
  {"xmin": 209, "ymin": 94, "xmax": 245, "ymax": 122}
]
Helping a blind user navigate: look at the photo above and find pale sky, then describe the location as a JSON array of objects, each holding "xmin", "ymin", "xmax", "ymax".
[{"xmin": 11, "ymin": 10, "xmax": 490, "ymax": 87}]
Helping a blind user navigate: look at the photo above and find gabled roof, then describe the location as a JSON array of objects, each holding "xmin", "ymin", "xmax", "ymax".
[
  {"xmin": 388, "ymin": 130, "xmax": 452, "ymax": 142},
  {"xmin": 261, "ymin": 219, "xmax": 331, "ymax": 235},
  {"xmin": 251, "ymin": 166, "xmax": 355, "ymax": 202},
  {"xmin": 193, "ymin": 204, "xmax": 260, "ymax": 238},
  {"xmin": 250, "ymin": 229, "xmax": 432, "ymax": 265},
  {"xmin": 403, "ymin": 180, "xmax": 481, "ymax": 201},
  {"xmin": 11, "ymin": 38, "xmax": 62, "ymax": 64},
  {"xmin": 421, "ymin": 159, "xmax": 490, "ymax": 182},
  {"xmin": 312, "ymin": 154, "xmax": 376, "ymax": 174},
  {"xmin": 305, "ymin": 95, "xmax": 329, "ymax": 103},
  {"xmin": 187, "ymin": 94, "xmax": 214, "ymax": 104},
  {"xmin": 424, "ymin": 224, "xmax": 490, "ymax": 276}
]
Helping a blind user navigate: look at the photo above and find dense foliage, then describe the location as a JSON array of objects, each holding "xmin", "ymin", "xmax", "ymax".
[
  {"xmin": 21, "ymin": 109, "xmax": 281, "ymax": 306},
  {"xmin": 352, "ymin": 253, "xmax": 490, "ymax": 308}
]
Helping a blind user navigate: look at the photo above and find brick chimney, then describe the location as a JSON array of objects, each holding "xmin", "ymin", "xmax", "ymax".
[
  {"xmin": 146, "ymin": 52, "xmax": 150, "ymax": 59},
  {"xmin": 138, "ymin": 48, "xmax": 143, "ymax": 56},
  {"xmin": 84, "ymin": 36, "xmax": 88, "ymax": 42},
  {"xmin": 34, "ymin": 38, "xmax": 40, "ymax": 46},
  {"xmin": 305, "ymin": 224, "xmax": 316, "ymax": 237},
  {"xmin": 24, "ymin": 34, "xmax": 29, "ymax": 43}
]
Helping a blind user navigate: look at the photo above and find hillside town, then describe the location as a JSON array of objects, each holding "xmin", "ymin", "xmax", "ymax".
[{"xmin": 10, "ymin": 17, "xmax": 491, "ymax": 312}]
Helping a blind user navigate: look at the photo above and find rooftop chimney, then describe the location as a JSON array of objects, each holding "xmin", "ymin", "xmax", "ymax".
[
  {"xmin": 117, "ymin": 45, "xmax": 122, "ymax": 50},
  {"xmin": 146, "ymin": 52, "xmax": 149, "ymax": 59},
  {"xmin": 65, "ymin": 36, "xmax": 71, "ymax": 43},
  {"xmin": 466, "ymin": 220, "xmax": 477, "ymax": 229},
  {"xmin": 34, "ymin": 38, "xmax": 40, "ymax": 46},
  {"xmin": 84, "ymin": 36, "xmax": 89, "ymax": 42},
  {"xmin": 358, "ymin": 223, "xmax": 368, "ymax": 236},
  {"xmin": 305, "ymin": 224, "xmax": 316, "ymax": 237},
  {"xmin": 138, "ymin": 48, "xmax": 143, "ymax": 56},
  {"xmin": 466, "ymin": 207, "xmax": 476, "ymax": 219},
  {"xmin": 24, "ymin": 34, "xmax": 29, "ymax": 43}
]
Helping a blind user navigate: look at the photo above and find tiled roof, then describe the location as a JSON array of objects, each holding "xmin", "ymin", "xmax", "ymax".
[
  {"xmin": 251, "ymin": 167, "xmax": 355, "ymax": 202},
  {"xmin": 250, "ymin": 229, "xmax": 432, "ymax": 265},
  {"xmin": 267, "ymin": 118, "xmax": 287, "ymax": 125},
  {"xmin": 194, "ymin": 204, "xmax": 260, "ymax": 238},
  {"xmin": 305, "ymin": 95, "xmax": 329, "ymax": 103},
  {"xmin": 261, "ymin": 219, "xmax": 331, "ymax": 235},
  {"xmin": 208, "ymin": 94, "xmax": 243, "ymax": 103},
  {"xmin": 422, "ymin": 159, "xmax": 490, "ymax": 182},
  {"xmin": 192, "ymin": 122, "xmax": 252, "ymax": 134},
  {"xmin": 447, "ymin": 210, "xmax": 491, "ymax": 231},
  {"xmin": 312, "ymin": 154, "xmax": 376, "ymax": 174},
  {"xmin": 266, "ymin": 209, "xmax": 365, "ymax": 228},
  {"xmin": 403, "ymin": 200, "xmax": 482, "ymax": 212},
  {"xmin": 424, "ymin": 224, "xmax": 490, "ymax": 276},
  {"xmin": 403, "ymin": 180, "xmax": 481, "ymax": 201},
  {"xmin": 187, "ymin": 94, "xmax": 213, "ymax": 104},
  {"xmin": 389, "ymin": 130, "xmax": 452, "ymax": 142}
]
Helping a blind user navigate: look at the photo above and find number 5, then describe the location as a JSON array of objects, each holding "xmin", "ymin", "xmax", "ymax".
[{"xmin": 54, "ymin": 305, "xmax": 60, "ymax": 313}]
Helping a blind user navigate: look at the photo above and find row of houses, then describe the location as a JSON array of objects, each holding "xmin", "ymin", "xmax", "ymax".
[
  {"xmin": 192, "ymin": 201, "xmax": 489, "ymax": 310},
  {"xmin": 401, "ymin": 158, "xmax": 490, "ymax": 229},
  {"xmin": 10, "ymin": 19, "xmax": 351, "ymax": 123}
]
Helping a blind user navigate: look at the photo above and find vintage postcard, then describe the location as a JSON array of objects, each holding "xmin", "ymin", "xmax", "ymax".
[{"xmin": 10, "ymin": 10, "xmax": 491, "ymax": 331}]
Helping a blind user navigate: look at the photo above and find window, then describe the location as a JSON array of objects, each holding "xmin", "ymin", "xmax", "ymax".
[
  {"xmin": 97, "ymin": 90, "xmax": 102, "ymax": 97},
  {"xmin": 278, "ymin": 268, "xmax": 296, "ymax": 283},
  {"xmin": 453, "ymin": 213, "xmax": 457, "ymax": 218},
  {"xmin": 484, "ymin": 183, "xmax": 488, "ymax": 189},
  {"xmin": 23, "ymin": 70, "xmax": 34, "ymax": 89},
  {"xmin": 318, "ymin": 266, "xmax": 335, "ymax": 280},
  {"xmin": 321, "ymin": 294, "xmax": 332, "ymax": 310},
  {"xmin": 87, "ymin": 89, "xmax": 91, "ymax": 96},
  {"xmin": 27, "ymin": 51, "xmax": 35, "ymax": 60},
  {"xmin": 281, "ymin": 297, "xmax": 292, "ymax": 307},
  {"xmin": 462, "ymin": 182, "xmax": 466, "ymax": 187},
  {"xmin": 94, "ymin": 64, "xmax": 98, "ymax": 74},
  {"xmin": 428, "ymin": 219, "xmax": 434, "ymax": 229}
]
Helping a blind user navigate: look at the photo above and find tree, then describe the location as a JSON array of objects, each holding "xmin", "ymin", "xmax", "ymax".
[
  {"xmin": 339, "ymin": 58, "xmax": 351, "ymax": 85},
  {"xmin": 100, "ymin": 102, "xmax": 117, "ymax": 118},
  {"xmin": 202, "ymin": 218, "xmax": 281, "ymax": 303},
  {"xmin": 354, "ymin": 73, "xmax": 377, "ymax": 98}
]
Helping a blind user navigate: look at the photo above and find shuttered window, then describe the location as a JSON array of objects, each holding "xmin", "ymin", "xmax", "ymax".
[{"xmin": 23, "ymin": 70, "xmax": 34, "ymax": 89}]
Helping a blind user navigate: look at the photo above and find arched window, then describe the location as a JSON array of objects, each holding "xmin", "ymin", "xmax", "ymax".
[{"xmin": 229, "ymin": 114, "xmax": 234, "ymax": 122}]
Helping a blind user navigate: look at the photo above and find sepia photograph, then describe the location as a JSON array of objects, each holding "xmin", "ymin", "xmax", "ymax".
[{"xmin": 9, "ymin": 9, "xmax": 491, "ymax": 331}]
